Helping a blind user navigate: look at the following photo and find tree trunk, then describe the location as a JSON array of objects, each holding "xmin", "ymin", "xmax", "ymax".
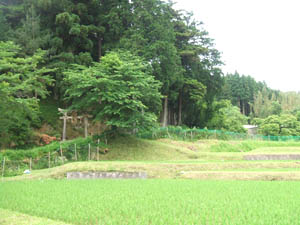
[
  {"xmin": 178, "ymin": 91, "xmax": 182, "ymax": 125},
  {"xmin": 84, "ymin": 117, "xmax": 88, "ymax": 138},
  {"xmin": 54, "ymin": 81, "xmax": 59, "ymax": 100},
  {"xmin": 238, "ymin": 99, "xmax": 241, "ymax": 112},
  {"xmin": 174, "ymin": 111, "xmax": 177, "ymax": 126},
  {"xmin": 239, "ymin": 100, "xmax": 243, "ymax": 114},
  {"xmin": 162, "ymin": 97, "xmax": 168, "ymax": 127},
  {"xmin": 168, "ymin": 107, "xmax": 172, "ymax": 125},
  {"xmin": 98, "ymin": 37, "xmax": 102, "ymax": 61}
]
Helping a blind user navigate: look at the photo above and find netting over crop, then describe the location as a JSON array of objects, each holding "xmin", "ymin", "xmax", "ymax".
[
  {"xmin": 2, "ymin": 127, "xmax": 300, "ymax": 177},
  {"xmin": 137, "ymin": 127, "xmax": 300, "ymax": 142}
]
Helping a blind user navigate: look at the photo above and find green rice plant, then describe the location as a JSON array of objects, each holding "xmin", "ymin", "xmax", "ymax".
[{"xmin": 1, "ymin": 180, "xmax": 300, "ymax": 225}]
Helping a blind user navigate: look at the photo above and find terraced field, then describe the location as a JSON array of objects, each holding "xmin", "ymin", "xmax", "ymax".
[{"xmin": 2, "ymin": 138, "xmax": 300, "ymax": 224}]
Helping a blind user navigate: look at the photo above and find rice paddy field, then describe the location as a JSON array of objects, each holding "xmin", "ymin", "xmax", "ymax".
[
  {"xmin": 2, "ymin": 138, "xmax": 300, "ymax": 224},
  {"xmin": 1, "ymin": 179, "xmax": 300, "ymax": 225}
]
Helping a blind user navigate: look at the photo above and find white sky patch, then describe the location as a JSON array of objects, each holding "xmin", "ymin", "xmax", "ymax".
[{"xmin": 173, "ymin": 0, "xmax": 300, "ymax": 92}]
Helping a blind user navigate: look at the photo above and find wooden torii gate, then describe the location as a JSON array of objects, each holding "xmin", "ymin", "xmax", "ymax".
[{"xmin": 58, "ymin": 109, "xmax": 92, "ymax": 141}]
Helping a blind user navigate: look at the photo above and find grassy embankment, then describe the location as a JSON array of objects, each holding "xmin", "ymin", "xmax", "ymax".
[{"xmin": 3, "ymin": 137, "xmax": 300, "ymax": 181}]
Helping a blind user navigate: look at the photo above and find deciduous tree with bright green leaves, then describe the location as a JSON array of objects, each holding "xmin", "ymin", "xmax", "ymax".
[
  {"xmin": 207, "ymin": 100, "xmax": 248, "ymax": 133},
  {"xmin": 0, "ymin": 41, "xmax": 53, "ymax": 148},
  {"xmin": 64, "ymin": 51, "xmax": 162, "ymax": 133},
  {"xmin": 256, "ymin": 114, "xmax": 300, "ymax": 136}
]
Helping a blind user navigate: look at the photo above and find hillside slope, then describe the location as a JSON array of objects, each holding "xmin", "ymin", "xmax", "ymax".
[{"xmin": 4, "ymin": 137, "xmax": 300, "ymax": 181}]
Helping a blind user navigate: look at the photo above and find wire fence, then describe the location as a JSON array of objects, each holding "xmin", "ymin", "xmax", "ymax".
[
  {"xmin": 2, "ymin": 127, "xmax": 300, "ymax": 178},
  {"xmin": 1, "ymin": 138, "xmax": 108, "ymax": 178},
  {"xmin": 137, "ymin": 127, "xmax": 300, "ymax": 142}
]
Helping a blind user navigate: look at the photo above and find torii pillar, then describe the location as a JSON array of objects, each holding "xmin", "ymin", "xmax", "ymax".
[
  {"xmin": 83, "ymin": 114, "xmax": 92, "ymax": 138},
  {"xmin": 58, "ymin": 108, "xmax": 73, "ymax": 141}
]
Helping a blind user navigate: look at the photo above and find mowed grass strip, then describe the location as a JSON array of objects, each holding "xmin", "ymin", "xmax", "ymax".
[
  {"xmin": 181, "ymin": 171, "xmax": 300, "ymax": 180},
  {"xmin": 249, "ymin": 147, "xmax": 300, "ymax": 154},
  {"xmin": 1, "ymin": 180, "xmax": 300, "ymax": 225},
  {"xmin": 209, "ymin": 140, "xmax": 300, "ymax": 153},
  {"xmin": 0, "ymin": 208, "xmax": 70, "ymax": 225},
  {"xmin": 4, "ymin": 160, "xmax": 300, "ymax": 181}
]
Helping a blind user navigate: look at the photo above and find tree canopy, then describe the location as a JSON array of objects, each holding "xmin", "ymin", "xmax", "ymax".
[
  {"xmin": 64, "ymin": 51, "xmax": 162, "ymax": 132},
  {"xmin": 0, "ymin": 41, "xmax": 52, "ymax": 148},
  {"xmin": 2, "ymin": 0, "xmax": 298, "ymax": 148}
]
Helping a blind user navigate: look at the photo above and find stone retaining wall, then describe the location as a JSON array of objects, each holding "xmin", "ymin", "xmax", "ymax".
[
  {"xmin": 244, "ymin": 154, "xmax": 300, "ymax": 160},
  {"xmin": 66, "ymin": 171, "xmax": 147, "ymax": 179}
]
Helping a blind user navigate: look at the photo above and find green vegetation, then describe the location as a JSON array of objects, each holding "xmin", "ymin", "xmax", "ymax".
[
  {"xmin": 5, "ymin": 159, "xmax": 300, "ymax": 181},
  {"xmin": 2, "ymin": 1, "xmax": 300, "ymax": 147},
  {"xmin": 0, "ymin": 208, "xmax": 69, "ymax": 225},
  {"xmin": 64, "ymin": 51, "xmax": 162, "ymax": 132},
  {"xmin": 255, "ymin": 114, "xmax": 300, "ymax": 136},
  {"xmin": 138, "ymin": 126, "xmax": 300, "ymax": 142},
  {"xmin": 3, "ymin": 136, "xmax": 300, "ymax": 178},
  {"xmin": 221, "ymin": 72, "xmax": 300, "ymax": 136},
  {"xmin": 210, "ymin": 140, "xmax": 300, "ymax": 152},
  {"xmin": 221, "ymin": 72, "xmax": 274, "ymax": 117},
  {"xmin": 39, "ymin": 98, "xmax": 60, "ymax": 129},
  {"xmin": 1, "ymin": 180, "xmax": 300, "ymax": 225},
  {"xmin": 0, "ymin": 0, "xmax": 224, "ymax": 148},
  {"xmin": 0, "ymin": 41, "xmax": 53, "ymax": 148},
  {"xmin": 0, "ymin": 136, "xmax": 107, "ymax": 176},
  {"xmin": 0, "ymin": 137, "xmax": 94, "ymax": 161},
  {"xmin": 207, "ymin": 100, "xmax": 248, "ymax": 133},
  {"xmin": 2, "ymin": 1, "xmax": 300, "ymax": 224},
  {"xmin": 2, "ymin": 137, "xmax": 300, "ymax": 224}
]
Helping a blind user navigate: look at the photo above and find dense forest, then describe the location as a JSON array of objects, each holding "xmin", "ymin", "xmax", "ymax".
[{"xmin": 1, "ymin": 0, "xmax": 300, "ymax": 149}]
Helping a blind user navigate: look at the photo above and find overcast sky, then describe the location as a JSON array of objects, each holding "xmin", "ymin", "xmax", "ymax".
[{"xmin": 173, "ymin": 0, "xmax": 300, "ymax": 92}]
